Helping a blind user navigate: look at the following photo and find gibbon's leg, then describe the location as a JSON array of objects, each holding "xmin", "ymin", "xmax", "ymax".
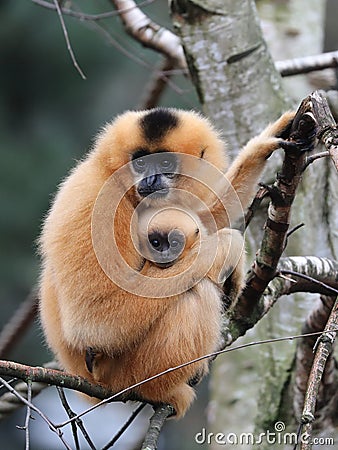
[
  {"xmin": 224, "ymin": 111, "xmax": 295, "ymax": 221},
  {"xmin": 206, "ymin": 228, "xmax": 246, "ymax": 303}
]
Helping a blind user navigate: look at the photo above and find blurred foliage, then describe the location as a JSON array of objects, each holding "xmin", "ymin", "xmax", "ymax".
[{"xmin": 0, "ymin": 0, "xmax": 198, "ymax": 365}]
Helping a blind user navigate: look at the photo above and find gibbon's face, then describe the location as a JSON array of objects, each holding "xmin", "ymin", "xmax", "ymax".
[
  {"xmin": 138, "ymin": 208, "xmax": 200, "ymax": 269},
  {"xmin": 95, "ymin": 108, "xmax": 228, "ymax": 203}
]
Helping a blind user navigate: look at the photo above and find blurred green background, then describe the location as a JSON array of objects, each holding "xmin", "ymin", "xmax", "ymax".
[
  {"xmin": 0, "ymin": 0, "xmax": 198, "ymax": 364},
  {"xmin": 0, "ymin": 1, "xmax": 202, "ymax": 448}
]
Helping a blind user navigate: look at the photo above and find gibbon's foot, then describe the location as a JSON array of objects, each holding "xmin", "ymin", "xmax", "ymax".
[
  {"xmin": 187, "ymin": 366, "xmax": 206, "ymax": 387},
  {"xmin": 279, "ymin": 138, "xmax": 315, "ymax": 154},
  {"xmin": 258, "ymin": 182, "xmax": 285, "ymax": 205},
  {"xmin": 85, "ymin": 347, "xmax": 97, "ymax": 373}
]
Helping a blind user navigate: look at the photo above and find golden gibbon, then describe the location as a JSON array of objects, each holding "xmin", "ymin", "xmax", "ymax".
[{"xmin": 39, "ymin": 107, "xmax": 294, "ymax": 417}]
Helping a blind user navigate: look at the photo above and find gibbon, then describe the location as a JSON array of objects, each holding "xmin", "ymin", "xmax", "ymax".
[{"xmin": 39, "ymin": 107, "xmax": 294, "ymax": 417}]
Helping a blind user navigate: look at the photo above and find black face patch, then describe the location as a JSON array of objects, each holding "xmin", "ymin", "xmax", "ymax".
[{"xmin": 140, "ymin": 108, "xmax": 179, "ymax": 142}]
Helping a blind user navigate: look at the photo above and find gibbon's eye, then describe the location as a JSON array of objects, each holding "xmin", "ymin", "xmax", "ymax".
[
  {"xmin": 158, "ymin": 153, "xmax": 177, "ymax": 174},
  {"xmin": 170, "ymin": 239, "xmax": 180, "ymax": 248},
  {"xmin": 150, "ymin": 238, "xmax": 161, "ymax": 248},
  {"xmin": 132, "ymin": 157, "xmax": 146, "ymax": 173},
  {"xmin": 168, "ymin": 230, "xmax": 185, "ymax": 250}
]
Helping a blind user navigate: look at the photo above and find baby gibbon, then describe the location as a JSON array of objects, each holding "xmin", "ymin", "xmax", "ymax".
[
  {"xmin": 39, "ymin": 107, "xmax": 294, "ymax": 417},
  {"xmin": 84, "ymin": 206, "xmax": 245, "ymax": 415}
]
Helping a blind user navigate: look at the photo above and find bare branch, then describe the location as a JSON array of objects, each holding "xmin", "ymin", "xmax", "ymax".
[
  {"xmin": 293, "ymin": 295, "xmax": 337, "ymax": 427},
  {"xmin": 56, "ymin": 387, "xmax": 96, "ymax": 450},
  {"xmin": 276, "ymin": 50, "xmax": 338, "ymax": 77},
  {"xmin": 0, "ymin": 376, "xmax": 72, "ymax": 450},
  {"xmin": 111, "ymin": 0, "xmax": 187, "ymax": 70},
  {"xmin": 0, "ymin": 289, "xmax": 38, "ymax": 358},
  {"xmin": 52, "ymin": 0, "xmax": 86, "ymax": 79},
  {"xmin": 31, "ymin": 1, "xmax": 338, "ymax": 80},
  {"xmin": 24, "ymin": 381, "xmax": 32, "ymax": 450},
  {"xmin": 141, "ymin": 404, "xmax": 174, "ymax": 450},
  {"xmin": 299, "ymin": 296, "xmax": 338, "ymax": 450},
  {"xmin": 0, "ymin": 360, "xmax": 118, "ymax": 402},
  {"xmin": 232, "ymin": 97, "xmax": 317, "ymax": 329},
  {"xmin": 310, "ymin": 90, "xmax": 338, "ymax": 171},
  {"xmin": 139, "ymin": 57, "xmax": 177, "ymax": 109},
  {"xmin": 224, "ymin": 257, "xmax": 338, "ymax": 346},
  {"xmin": 102, "ymin": 403, "xmax": 146, "ymax": 450},
  {"xmin": 279, "ymin": 269, "xmax": 338, "ymax": 296},
  {"xmin": 31, "ymin": 0, "xmax": 156, "ymax": 21},
  {"xmin": 303, "ymin": 151, "xmax": 330, "ymax": 170}
]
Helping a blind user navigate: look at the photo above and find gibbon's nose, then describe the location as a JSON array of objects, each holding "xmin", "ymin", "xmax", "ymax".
[
  {"xmin": 146, "ymin": 175, "xmax": 156, "ymax": 187},
  {"xmin": 137, "ymin": 174, "xmax": 168, "ymax": 197}
]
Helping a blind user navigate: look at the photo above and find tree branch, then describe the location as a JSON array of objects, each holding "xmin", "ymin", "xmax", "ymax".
[
  {"xmin": 0, "ymin": 360, "xmax": 119, "ymax": 402},
  {"xmin": 299, "ymin": 296, "xmax": 338, "ymax": 450},
  {"xmin": 141, "ymin": 404, "xmax": 174, "ymax": 450},
  {"xmin": 276, "ymin": 50, "xmax": 338, "ymax": 77},
  {"xmin": 310, "ymin": 90, "xmax": 338, "ymax": 171},
  {"xmin": 223, "ymin": 256, "xmax": 338, "ymax": 346},
  {"xmin": 52, "ymin": 0, "xmax": 86, "ymax": 79},
  {"xmin": 232, "ymin": 97, "xmax": 317, "ymax": 330},
  {"xmin": 0, "ymin": 289, "xmax": 38, "ymax": 359},
  {"xmin": 110, "ymin": 0, "xmax": 187, "ymax": 70},
  {"xmin": 293, "ymin": 295, "xmax": 338, "ymax": 428}
]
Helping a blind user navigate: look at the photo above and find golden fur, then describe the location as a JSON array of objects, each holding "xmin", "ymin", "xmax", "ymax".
[{"xmin": 39, "ymin": 108, "xmax": 294, "ymax": 417}]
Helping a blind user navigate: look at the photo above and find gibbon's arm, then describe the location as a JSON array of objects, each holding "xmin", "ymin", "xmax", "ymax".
[{"xmin": 216, "ymin": 111, "xmax": 295, "ymax": 224}]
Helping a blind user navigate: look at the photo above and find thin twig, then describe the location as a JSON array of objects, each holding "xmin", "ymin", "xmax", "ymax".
[
  {"xmin": 139, "ymin": 57, "xmax": 176, "ymax": 109},
  {"xmin": 52, "ymin": 0, "xmax": 86, "ymax": 79},
  {"xmin": 303, "ymin": 151, "xmax": 330, "ymax": 170},
  {"xmin": 56, "ymin": 387, "xmax": 97, "ymax": 450},
  {"xmin": 0, "ymin": 362, "xmax": 57, "ymax": 420},
  {"xmin": 102, "ymin": 403, "xmax": 147, "ymax": 450},
  {"xmin": 0, "ymin": 376, "xmax": 72, "ymax": 450},
  {"xmin": 279, "ymin": 269, "xmax": 338, "ymax": 295},
  {"xmin": 0, "ymin": 360, "xmax": 116, "ymax": 401},
  {"xmin": 22, "ymin": 380, "xmax": 32, "ymax": 450},
  {"xmin": 286, "ymin": 223, "xmax": 305, "ymax": 238},
  {"xmin": 57, "ymin": 387, "xmax": 81, "ymax": 450},
  {"xmin": 31, "ymin": 0, "xmax": 155, "ymax": 21},
  {"xmin": 244, "ymin": 185, "xmax": 270, "ymax": 229}
]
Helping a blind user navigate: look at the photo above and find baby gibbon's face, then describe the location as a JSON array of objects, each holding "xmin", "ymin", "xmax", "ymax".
[{"xmin": 138, "ymin": 209, "xmax": 200, "ymax": 269}]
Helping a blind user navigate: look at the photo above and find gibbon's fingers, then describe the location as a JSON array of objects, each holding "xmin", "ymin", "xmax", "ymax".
[
  {"xmin": 223, "ymin": 111, "xmax": 296, "ymax": 221},
  {"xmin": 206, "ymin": 228, "xmax": 245, "ymax": 286}
]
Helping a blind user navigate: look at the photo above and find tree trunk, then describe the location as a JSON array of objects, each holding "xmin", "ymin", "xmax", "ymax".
[{"xmin": 171, "ymin": 0, "xmax": 337, "ymax": 447}]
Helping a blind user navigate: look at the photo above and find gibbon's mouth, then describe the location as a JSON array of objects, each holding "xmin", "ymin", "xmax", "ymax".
[
  {"xmin": 153, "ymin": 260, "xmax": 176, "ymax": 269},
  {"xmin": 137, "ymin": 187, "xmax": 169, "ymax": 198}
]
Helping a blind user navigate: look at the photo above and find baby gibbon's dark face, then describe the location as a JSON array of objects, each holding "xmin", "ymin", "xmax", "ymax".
[{"xmin": 147, "ymin": 228, "xmax": 185, "ymax": 268}]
